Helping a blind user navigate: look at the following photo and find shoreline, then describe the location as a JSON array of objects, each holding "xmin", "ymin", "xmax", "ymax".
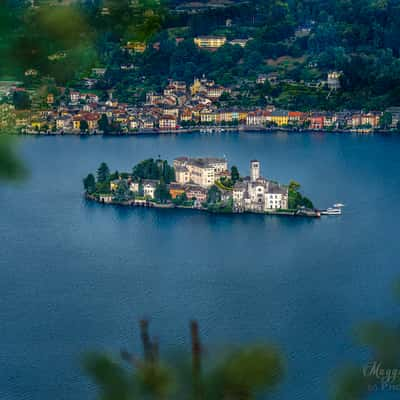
[
  {"xmin": 85, "ymin": 193, "xmax": 321, "ymax": 218},
  {"xmin": 19, "ymin": 125, "xmax": 400, "ymax": 136}
]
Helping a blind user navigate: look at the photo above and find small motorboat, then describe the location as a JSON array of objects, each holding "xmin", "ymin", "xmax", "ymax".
[
  {"xmin": 321, "ymin": 207, "xmax": 342, "ymax": 215},
  {"xmin": 333, "ymin": 203, "xmax": 345, "ymax": 208}
]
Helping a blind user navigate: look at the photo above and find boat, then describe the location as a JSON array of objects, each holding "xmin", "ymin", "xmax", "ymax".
[
  {"xmin": 321, "ymin": 207, "xmax": 342, "ymax": 215},
  {"xmin": 333, "ymin": 203, "xmax": 345, "ymax": 208}
]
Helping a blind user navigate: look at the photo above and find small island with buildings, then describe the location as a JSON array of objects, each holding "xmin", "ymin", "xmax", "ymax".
[{"xmin": 83, "ymin": 156, "xmax": 320, "ymax": 217}]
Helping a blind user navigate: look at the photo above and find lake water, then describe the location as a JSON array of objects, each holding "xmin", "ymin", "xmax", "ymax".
[{"xmin": 1, "ymin": 132, "xmax": 400, "ymax": 400}]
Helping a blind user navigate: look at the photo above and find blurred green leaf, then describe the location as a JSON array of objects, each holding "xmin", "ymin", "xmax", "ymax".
[{"xmin": 0, "ymin": 135, "xmax": 26, "ymax": 181}]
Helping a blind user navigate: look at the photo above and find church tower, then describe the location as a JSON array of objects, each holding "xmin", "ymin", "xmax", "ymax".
[{"xmin": 250, "ymin": 160, "xmax": 260, "ymax": 181}]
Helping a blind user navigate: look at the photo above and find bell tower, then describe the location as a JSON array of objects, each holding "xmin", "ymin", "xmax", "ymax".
[{"xmin": 250, "ymin": 160, "xmax": 260, "ymax": 181}]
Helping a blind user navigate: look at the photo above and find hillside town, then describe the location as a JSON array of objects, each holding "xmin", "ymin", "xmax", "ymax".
[
  {"xmin": 84, "ymin": 156, "xmax": 318, "ymax": 216},
  {"xmin": 1, "ymin": 72, "xmax": 398, "ymax": 135}
]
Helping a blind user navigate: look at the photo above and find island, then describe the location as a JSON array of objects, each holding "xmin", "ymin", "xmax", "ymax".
[{"xmin": 83, "ymin": 157, "xmax": 319, "ymax": 217}]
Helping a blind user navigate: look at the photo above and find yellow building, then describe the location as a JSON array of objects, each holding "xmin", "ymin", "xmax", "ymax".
[
  {"xmin": 110, "ymin": 180, "xmax": 119, "ymax": 191},
  {"xmin": 190, "ymin": 78, "xmax": 202, "ymax": 95},
  {"xmin": 73, "ymin": 119, "xmax": 81, "ymax": 130},
  {"xmin": 126, "ymin": 41, "xmax": 146, "ymax": 53},
  {"xmin": 30, "ymin": 120, "xmax": 46, "ymax": 130},
  {"xmin": 239, "ymin": 110, "xmax": 248, "ymax": 122},
  {"xmin": 217, "ymin": 110, "xmax": 234, "ymax": 123},
  {"xmin": 194, "ymin": 36, "xmax": 227, "ymax": 49},
  {"xmin": 267, "ymin": 111, "xmax": 289, "ymax": 126}
]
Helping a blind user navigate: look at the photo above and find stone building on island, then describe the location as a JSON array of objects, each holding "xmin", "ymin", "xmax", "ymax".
[
  {"xmin": 233, "ymin": 160, "xmax": 288, "ymax": 212},
  {"xmin": 173, "ymin": 156, "xmax": 228, "ymax": 188}
]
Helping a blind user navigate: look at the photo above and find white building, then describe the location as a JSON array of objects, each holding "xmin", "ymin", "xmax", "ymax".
[
  {"xmin": 174, "ymin": 157, "xmax": 228, "ymax": 188},
  {"xmin": 327, "ymin": 71, "xmax": 341, "ymax": 90},
  {"xmin": 233, "ymin": 160, "xmax": 288, "ymax": 212},
  {"xmin": 129, "ymin": 181, "xmax": 140, "ymax": 193},
  {"xmin": 142, "ymin": 179, "xmax": 158, "ymax": 199}
]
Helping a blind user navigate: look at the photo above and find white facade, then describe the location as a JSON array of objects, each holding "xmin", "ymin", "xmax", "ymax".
[
  {"xmin": 130, "ymin": 181, "xmax": 139, "ymax": 193},
  {"xmin": 142, "ymin": 180, "xmax": 158, "ymax": 199},
  {"xmin": 174, "ymin": 157, "xmax": 228, "ymax": 188},
  {"xmin": 175, "ymin": 166, "xmax": 191, "ymax": 184},
  {"xmin": 233, "ymin": 161, "xmax": 288, "ymax": 212}
]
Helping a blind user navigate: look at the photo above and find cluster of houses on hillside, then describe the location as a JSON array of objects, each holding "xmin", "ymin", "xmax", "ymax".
[
  {"xmin": 107, "ymin": 157, "xmax": 289, "ymax": 213},
  {"xmin": 1, "ymin": 75, "xmax": 399, "ymax": 134}
]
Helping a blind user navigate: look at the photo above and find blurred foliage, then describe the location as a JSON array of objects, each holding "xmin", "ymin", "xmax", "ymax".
[
  {"xmin": 0, "ymin": 0, "xmax": 166, "ymax": 179},
  {"xmin": 0, "ymin": 135, "xmax": 26, "ymax": 181},
  {"xmin": 84, "ymin": 320, "xmax": 284, "ymax": 400},
  {"xmin": 332, "ymin": 280, "xmax": 400, "ymax": 399},
  {"xmin": 0, "ymin": 0, "xmax": 166, "ymax": 80}
]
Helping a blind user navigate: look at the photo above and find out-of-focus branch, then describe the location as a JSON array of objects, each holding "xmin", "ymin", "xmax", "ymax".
[{"xmin": 0, "ymin": 135, "xmax": 26, "ymax": 181}]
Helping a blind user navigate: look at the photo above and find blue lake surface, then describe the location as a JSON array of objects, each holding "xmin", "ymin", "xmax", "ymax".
[{"xmin": 1, "ymin": 132, "xmax": 400, "ymax": 399}]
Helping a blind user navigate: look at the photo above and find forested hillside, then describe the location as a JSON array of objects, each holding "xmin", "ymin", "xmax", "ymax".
[{"xmin": 2, "ymin": 0, "xmax": 400, "ymax": 110}]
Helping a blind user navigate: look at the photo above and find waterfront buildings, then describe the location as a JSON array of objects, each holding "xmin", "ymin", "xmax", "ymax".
[{"xmin": 5, "ymin": 74, "xmax": 397, "ymax": 135}]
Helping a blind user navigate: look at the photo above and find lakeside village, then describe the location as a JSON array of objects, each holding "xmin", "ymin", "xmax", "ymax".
[
  {"xmin": 83, "ymin": 156, "xmax": 323, "ymax": 217},
  {"xmin": 2, "ymin": 73, "xmax": 400, "ymax": 136}
]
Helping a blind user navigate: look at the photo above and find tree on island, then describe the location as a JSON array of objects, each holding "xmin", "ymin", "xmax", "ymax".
[
  {"xmin": 288, "ymin": 180, "xmax": 314, "ymax": 209},
  {"xmin": 159, "ymin": 160, "xmax": 175, "ymax": 183},
  {"xmin": 110, "ymin": 170, "xmax": 120, "ymax": 181},
  {"xmin": 97, "ymin": 162, "xmax": 110, "ymax": 183},
  {"xmin": 114, "ymin": 180, "xmax": 130, "ymax": 202},
  {"xmin": 231, "ymin": 165, "xmax": 240, "ymax": 183},
  {"xmin": 155, "ymin": 179, "xmax": 171, "ymax": 203},
  {"xmin": 132, "ymin": 159, "xmax": 175, "ymax": 184},
  {"xmin": 173, "ymin": 192, "xmax": 188, "ymax": 206},
  {"xmin": 133, "ymin": 159, "xmax": 161, "ymax": 180},
  {"xmin": 207, "ymin": 185, "xmax": 221, "ymax": 204},
  {"xmin": 289, "ymin": 181, "xmax": 300, "ymax": 192},
  {"xmin": 83, "ymin": 173, "xmax": 96, "ymax": 193}
]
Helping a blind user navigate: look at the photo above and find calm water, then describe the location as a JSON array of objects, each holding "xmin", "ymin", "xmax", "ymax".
[{"xmin": 1, "ymin": 132, "xmax": 400, "ymax": 400}]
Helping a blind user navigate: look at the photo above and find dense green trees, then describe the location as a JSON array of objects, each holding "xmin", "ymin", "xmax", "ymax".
[
  {"xmin": 132, "ymin": 159, "xmax": 175, "ymax": 183},
  {"xmin": 83, "ymin": 173, "xmax": 96, "ymax": 193},
  {"xmin": 207, "ymin": 185, "xmax": 221, "ymax": 204},
  {"xmin": 172, "ymin": 192, "xmax": 188, "ymax": 206},
  {"xmin": 5, "ymin": 0, "xmax": 400, "ymax": 109},
  {"xmin": 98, "ymin": 114, "xmax": 109, "ymax": 133},
  {"xmin": 97, "ymin": 162, "xmax": 110, "ymax": 183},
  {"xmin": 154, "ymin": 179, "xmax": 171, "ymax": 203},
  {"xmin": 230, "ymin": 165, "xmax": 240, "ymax": 183},
  {"xmin": 288, "ymin": 180, "xmax": 314, "ymax": 209},
  {"xmin": 12, "ymin": 91, "xmax": 31, "ymax": 110},
  {"xmin": 114, "ymin": 180, "xmax": 130, "ymax": 202},
  {"xmin": 379, "ymin": 112, "xmax": 393, "ymax": 129},
  {"xmin": 80, "ymin": 120, "xmax": 89, "ymax": 132}
]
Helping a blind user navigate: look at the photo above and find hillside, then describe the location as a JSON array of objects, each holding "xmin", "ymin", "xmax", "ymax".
[{"xmin": 2, "ymin": 0, "xmax": 400, "ymax": 110}]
